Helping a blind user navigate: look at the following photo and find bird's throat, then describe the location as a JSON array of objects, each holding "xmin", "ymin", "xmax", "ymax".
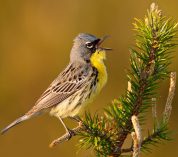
[{"xmin": 90, "ymin": 50, "xmax": 107, "ymax": 92}]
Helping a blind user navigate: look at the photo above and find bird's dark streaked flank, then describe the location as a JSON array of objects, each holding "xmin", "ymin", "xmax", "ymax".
[{"xmin": 1, "ymin": 33, "xmax": 110, "ymax": 137}]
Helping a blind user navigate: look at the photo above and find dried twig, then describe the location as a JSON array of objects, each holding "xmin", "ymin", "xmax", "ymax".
[
  {"xmin": 131, "ymin": 115, "xmax": 142, "ymax": 157},
  {"xmin": 163, "ymin": 72, "xmax": 176, "ymax": 124},
  {"xmin": 152, "ymin": 98, "xmax": 158, "ymax": 122},
  {"xmin": 49, "ymin": 122, "xmax": 85, "ymax": 148}
]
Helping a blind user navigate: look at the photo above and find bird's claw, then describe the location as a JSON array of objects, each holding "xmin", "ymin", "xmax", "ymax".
[
  {"xmin": 66, "ymin": 128, "xmax": 75, "ymax": 140},
  {"xmin": 69, "ymin": 116, "xmax": 81, "ymax": 123}
]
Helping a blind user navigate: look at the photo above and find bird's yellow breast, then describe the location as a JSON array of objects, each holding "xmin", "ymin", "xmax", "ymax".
[
  {"xmin": 50, "ymin": 50, "xmax": 107, "ymax": 118},
  {"xmin": 90, "ymin": 50, "xmax": 107, "ymax": 94}
]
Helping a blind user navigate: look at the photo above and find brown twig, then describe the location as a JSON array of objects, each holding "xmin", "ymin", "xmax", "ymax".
[
  {"xmin": 163, "ymin": 72, "xmax": 176, "ymax": 124},
  {"xmin": 151, "ymin": 98, "xmax": 157, "ymax": 119},
  {"xmin": 131, "ymin": 115, "xmax": 142, "ymax": 157},
  {"xmin": 49, "ymin": 122, "xmax": 85, "ymax": 148}
]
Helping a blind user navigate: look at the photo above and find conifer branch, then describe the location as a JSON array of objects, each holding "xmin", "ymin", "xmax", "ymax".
[{"xmin": 49, "ymin": 3, "xmax": 177, "ymax": 157}]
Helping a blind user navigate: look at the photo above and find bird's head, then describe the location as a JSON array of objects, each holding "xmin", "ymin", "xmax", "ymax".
[{"xmin": 70, "ymin": 33, "xmax": 111, "ymax": 63}]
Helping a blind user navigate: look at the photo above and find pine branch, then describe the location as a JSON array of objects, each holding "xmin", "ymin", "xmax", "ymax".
[
  {"xmin": 118, "ymin": 70, "xmax": 176, "ymax": 155},
  {"xmin": 121, "ymin": 123, "xmax": 170, "ymax": 154},
  {"xmin": 106, "ymin": 4, "xmax": 177, "ymax": 156},
  {"xmin": 49, "ymin": 3, "xmax": 177, "ymax": 157}
]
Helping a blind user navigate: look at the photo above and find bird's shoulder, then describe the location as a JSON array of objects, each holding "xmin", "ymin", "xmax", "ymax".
[
  {"xmin": 52, "ymin": 62, "xmax": 91, "ymax": 85},
  {"xmin": 26, "ymin": 62, "xmax": 95, "ymax": 114}
]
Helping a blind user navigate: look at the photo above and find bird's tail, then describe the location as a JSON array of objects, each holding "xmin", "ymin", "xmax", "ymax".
[{"xmin": 1, "ymin": 115, "xmax": 30, "ymax": 135}]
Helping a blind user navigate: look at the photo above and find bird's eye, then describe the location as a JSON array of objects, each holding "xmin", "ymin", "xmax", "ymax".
[{"xmin": 86, "ymin": 42, "xmax": 94, "ymax": 49}]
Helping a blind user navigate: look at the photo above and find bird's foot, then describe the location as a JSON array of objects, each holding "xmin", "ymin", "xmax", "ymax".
[
  {"xmin": 69, "ymin": 116, "xmax": 82, "ymax": 123},
  {"xmin": 66, "ymin": 128, "xmax": 75, "ymax": 140}
]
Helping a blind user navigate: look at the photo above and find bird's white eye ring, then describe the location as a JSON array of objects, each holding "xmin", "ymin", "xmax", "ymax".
[{"xmin": 86, "ymin": 42, "xmax": 94, "ymax": 49}]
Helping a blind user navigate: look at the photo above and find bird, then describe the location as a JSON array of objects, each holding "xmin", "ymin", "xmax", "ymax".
[{"xmin": 1, "ymin": 33, "xmax": 111, "ymax": 137}]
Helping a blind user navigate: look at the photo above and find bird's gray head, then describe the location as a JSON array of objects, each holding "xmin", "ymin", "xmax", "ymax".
[{"xmin": 70, "ymin": 33, "xmax": 101, "ymax": 63}]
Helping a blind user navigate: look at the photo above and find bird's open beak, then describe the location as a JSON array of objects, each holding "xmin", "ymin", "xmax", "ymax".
[{"xmin": 96, "ymin": 35, "xmax": 112, "ymax": 51}]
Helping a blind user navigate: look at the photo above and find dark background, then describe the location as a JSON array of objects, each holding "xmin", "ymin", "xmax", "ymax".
[{"xmin": 0, "ymin": 0, "xmax": 177, "ymax": 156}]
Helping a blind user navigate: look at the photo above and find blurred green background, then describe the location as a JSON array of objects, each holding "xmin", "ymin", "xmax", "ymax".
[{"xmin": 0, "ymin": 0, "xmax": 177, "ymax": 157}]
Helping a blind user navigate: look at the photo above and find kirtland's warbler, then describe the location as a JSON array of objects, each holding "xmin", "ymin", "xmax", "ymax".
[{"xmin": 1, "ymin": 33, "xmax": 111, "ymax": 138}]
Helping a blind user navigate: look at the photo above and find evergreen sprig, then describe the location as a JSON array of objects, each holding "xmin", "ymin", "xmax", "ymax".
[
  {"xmin": 50, "ymin": 3, "xmax": 177, "ymax": 157},
  {"xmin": 78, "ymin": 113, "xmax": 115, "ymax": 156},
  {"xmin": 141, "ymin": 123, "xmax": 171, "ymax": 152},
  {"xmin": 77, "ymin": 3, "xmax": 177, "ymax": 157}
]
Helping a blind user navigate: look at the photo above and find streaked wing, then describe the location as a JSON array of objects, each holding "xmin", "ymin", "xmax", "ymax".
[{"xmin": 27, "ymin": 63, "xmax": 89, "ymax": 114}]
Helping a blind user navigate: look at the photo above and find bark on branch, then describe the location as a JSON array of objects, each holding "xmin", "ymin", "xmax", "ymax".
[
  {"xmin": 49, "ymin": 122, "xmax": 85, "ymax": 148},
  {"xmin": 131, "ymin": 115, "xmax": 142, "ymax": 157},
  {"xmin": 163, "ymin": 72, "xmax": 176, "ymax": 124}
]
